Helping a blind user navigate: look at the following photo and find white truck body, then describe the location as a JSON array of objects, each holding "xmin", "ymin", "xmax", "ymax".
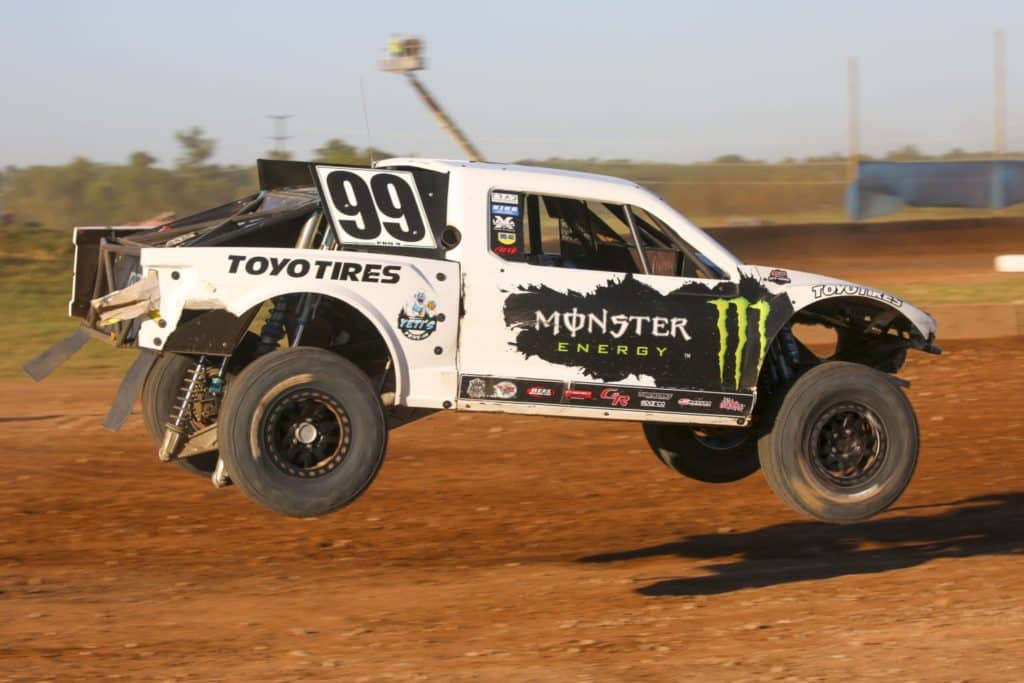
[
  {"xmin": 82, "ymin": 158, "xmax": 936, "ymax": 428},
  {"xmin": 32, "ymin": 156, "xmax": 940, "ymax": 523}
]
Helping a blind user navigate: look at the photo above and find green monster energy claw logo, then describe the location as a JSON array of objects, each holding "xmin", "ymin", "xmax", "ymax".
[{"xmin": 709, "ymin": 297, "xmax": 770, "ymax": 389}]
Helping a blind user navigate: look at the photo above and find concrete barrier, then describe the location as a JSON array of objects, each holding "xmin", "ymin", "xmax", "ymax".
[{"xmin": 995, "ymin": 255, "xmax": 1024, "ymax": 272}]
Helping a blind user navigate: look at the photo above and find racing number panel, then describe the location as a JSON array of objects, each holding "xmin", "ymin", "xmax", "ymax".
[{"xmin": 314, "ymin": 165, "xmax": 443, "ymax": 251}]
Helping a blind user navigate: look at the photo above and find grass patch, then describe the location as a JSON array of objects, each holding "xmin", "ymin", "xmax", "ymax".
[
  {"xmin": 0, "ymin": 226, "xmax": 131, "ymax": 380},
  {"xmin": 871, "ymin": 278, "xmax": 1024, "ymax": 306}
]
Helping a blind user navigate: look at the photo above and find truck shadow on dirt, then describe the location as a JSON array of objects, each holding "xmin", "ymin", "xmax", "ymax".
[{"xmin": 579, "ymin": 492, "xmax": 1024, "ymax": 597}]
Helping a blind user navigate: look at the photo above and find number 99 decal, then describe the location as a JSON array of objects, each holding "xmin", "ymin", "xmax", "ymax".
[{"xmin": 314, "ymin": 166, "xmax": 437, "ymax": 249}]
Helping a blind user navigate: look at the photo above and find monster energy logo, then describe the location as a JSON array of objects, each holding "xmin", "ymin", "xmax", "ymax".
[{"xmin": 709, "ymin": 297, "xmax": 770, "ymax": 389}]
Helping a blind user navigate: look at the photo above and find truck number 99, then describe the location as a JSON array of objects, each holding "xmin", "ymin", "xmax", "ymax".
[{"xmin": 320, "ymin": 168, "xmax": 435, "ymax": 249}]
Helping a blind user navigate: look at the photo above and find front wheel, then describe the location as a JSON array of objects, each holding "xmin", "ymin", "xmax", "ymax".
[
  {"xmin": 643, "ymin": 423, "xmax": 761, "ymax": 483},
  {"xmin": 758, "ymin": 361, "xmax": 919, "ymax": 524},
  {"xmin": 217, "ymin": 347, "xmax": 387, "ymax": 518}
]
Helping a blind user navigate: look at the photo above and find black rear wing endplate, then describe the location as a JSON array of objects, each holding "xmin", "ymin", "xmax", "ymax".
[{"xmin": 71, "ymin": 229, "xmax": 146, "ymax": 347}]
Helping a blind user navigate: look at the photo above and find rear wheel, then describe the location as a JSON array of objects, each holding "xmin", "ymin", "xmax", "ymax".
[
  {"xmin": 643, "ymin": 423, "xmax": 760, "ymax": 483},
  {"xmin": 216, "ymin": 347, "xmax": 387, "ymax": 518},
  {"xmin": 141, "ymin": 353, "xmax": 220, "ymax": 477},
  {"xmin": 758, "ymin": 361, "xmax": 918, "ymax": 524}
]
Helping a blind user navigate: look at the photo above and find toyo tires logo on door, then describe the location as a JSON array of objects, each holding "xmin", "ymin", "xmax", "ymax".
[{"xmin": 709, "ymin": 297, "xmax": 770, "ymax": 389}]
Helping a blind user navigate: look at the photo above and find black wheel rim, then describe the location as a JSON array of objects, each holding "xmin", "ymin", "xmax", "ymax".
[
  {"xmin": 692, "ymin": 427, "xmax": 748, "ymax": 452},
  {"xmin": 807, "ymin": 402, "xmax": 887, "ymax": 490},
  {"xmin": 260, "ymin": 388, "xmax": 351, "ymax": 478}
]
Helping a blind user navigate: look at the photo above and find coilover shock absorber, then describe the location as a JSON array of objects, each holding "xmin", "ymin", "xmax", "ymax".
[
  {"xmin": 767, "ymin": 324, "xmax": 800, "ymax": 387},
  {"xmin": 158, "ymin": 355, "xmax": 208, "ymax": 461},
  {"xmin": 256, "ymin": 296, "xmax": 290, "ymax": 356},
  {"xmin": 252, "ymin": 212, "xmax": 328, "ymax": 354}
]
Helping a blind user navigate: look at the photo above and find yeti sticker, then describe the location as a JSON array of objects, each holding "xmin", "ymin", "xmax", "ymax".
[{"xmin": 398, "ymin": 292, "xmax": 439, "ymax": 340}]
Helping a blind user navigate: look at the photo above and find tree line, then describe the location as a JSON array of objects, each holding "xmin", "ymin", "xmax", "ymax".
[
  {"xmin": 2, "ymin": 128, "xmax": 1020, "ymax": 228},
  {"xmin": 0, "ymin": 128, "xmax": 389, "ymax": 228}
]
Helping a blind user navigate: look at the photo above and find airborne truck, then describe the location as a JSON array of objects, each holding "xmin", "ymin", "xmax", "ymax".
[{"xmin": 28, "ymin": 158, "xmax": 940, "ymax": 524}]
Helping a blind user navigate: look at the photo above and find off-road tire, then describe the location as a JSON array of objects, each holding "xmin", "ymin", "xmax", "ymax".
[
  {"xmin": 217, "ymin": 347, "xmax": 387, "ymax": 518},
  {"xmin": 758, "ymin": 361, "xmax": 918, "ymax": 524},
  {"xmin": 141, "ymin": 353, "xmax": 219, "ymax": 477},
  {"xmin": 643, "ymin": 424, "xmax": 760, "ymax": 483}
]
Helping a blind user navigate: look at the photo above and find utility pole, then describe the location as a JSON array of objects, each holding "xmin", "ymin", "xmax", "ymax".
[
  {"xmin": 994, "ymin": 29, "xmax": 1007, "ymax": 159},
  {"xmin": 847, "ymin": 57, "xmax": 860, "ymax": 182},
  {"xmin": 379, "ymin": 36, "xmax": 484, "ymax": 161},
  {"xmin": 267, "ymin": 114, "xmax": 294, "ymax": 158}
]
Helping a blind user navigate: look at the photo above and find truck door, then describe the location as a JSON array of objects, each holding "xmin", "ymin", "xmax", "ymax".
[{"xmin": 458, "ymin": 189, "xmax": 766, "ymax": 421}]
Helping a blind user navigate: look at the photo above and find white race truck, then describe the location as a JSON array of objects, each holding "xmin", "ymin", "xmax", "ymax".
[{"xmin": 28, "ymin": 158, "xmax": 940, "ymax": 524}]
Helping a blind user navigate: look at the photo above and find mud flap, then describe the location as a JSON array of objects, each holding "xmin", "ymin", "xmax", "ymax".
[
  {"xmin": 22, "ymin": 327, "xmax": 91, "ymax": 382},
  {"xmin": 102, "ymin": 350, "xmax": 158, "ymax": 432}
]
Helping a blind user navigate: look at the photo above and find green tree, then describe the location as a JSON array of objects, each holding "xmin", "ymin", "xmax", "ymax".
[
  {"xmin": 803, "ymin": 153, "xmax": 845, "ymax": 163},
  {"xmin": 129, "ymin": 151, "xmax": 158, "ymax": 168},
  {"xmin": 174, "ymin": 126, "xmax": 216, "ymax": 169},
  {"xmin": 314, "ymin": 138, "xmax": 360, "ymax": 165},
  {"xmin": 884, "ymin": 144, "xmax": 928, "ymax": 161},
  {"xmin": 265, "ymin": 149, "xmax": 293, "ymax": 161},
  {"xmin": 941, "ymin": 147, "xmax": 978, "ymax": 160},
  {"xmin": 364, "ymin": 147, "xmax": 393, "ymax": 163},
  {"xmin": 712, "ymin": 153, "xmax": 752, "ymax": 164}
]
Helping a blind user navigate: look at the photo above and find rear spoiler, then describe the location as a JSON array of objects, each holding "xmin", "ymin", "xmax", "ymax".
[{"xmin": 257, "ymin": 158, "xmax": 320, "ymax": 191}]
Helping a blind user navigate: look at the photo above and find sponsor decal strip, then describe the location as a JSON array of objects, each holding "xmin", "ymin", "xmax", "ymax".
[
  {"xmin": 490, "ymin": 203, "xmax": 520, "ymax": 216},
  {"xmin": 461, "ymin": 376, "xmax": 560, "ymax": 403},
  {"xmin": 490, "ymin": 189, "xmax": 523, "ymax": 257},
  {"xmin": 458, "ymin": 375, "xmax": 753, "ymax": 416},
  {"xmin": 491, "ymin": 191, "xmax": 519, "ymax": 204}
]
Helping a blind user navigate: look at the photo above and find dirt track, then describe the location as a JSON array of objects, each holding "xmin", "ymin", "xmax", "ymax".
[
  {"xmin": 1, "ymin": 337, "xmax": 1022, "ymax": 681},
  {"xmin": 711, "ymin": 217, "xmax": 1024, "ymax": 284}
]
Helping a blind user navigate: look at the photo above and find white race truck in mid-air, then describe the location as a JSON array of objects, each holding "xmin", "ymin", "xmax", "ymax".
[{"xmin": 28, "ymin": 158, "xmax": 940, "ymax": 524}]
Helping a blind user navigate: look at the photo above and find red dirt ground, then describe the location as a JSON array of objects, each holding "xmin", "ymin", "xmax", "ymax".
[{"xmin": 1, "ymin": 337, "xmax": 1022, "ymax": 681}]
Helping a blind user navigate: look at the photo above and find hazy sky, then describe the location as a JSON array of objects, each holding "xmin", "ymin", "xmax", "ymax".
[{"xmin": 2, "ymin": 0, "xmax": 1022, "ymax": 167}]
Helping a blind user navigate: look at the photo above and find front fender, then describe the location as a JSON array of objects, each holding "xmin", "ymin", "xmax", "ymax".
[{"xmin": 785, "ymin": 284, "xmax": 937, "ymax": 352}]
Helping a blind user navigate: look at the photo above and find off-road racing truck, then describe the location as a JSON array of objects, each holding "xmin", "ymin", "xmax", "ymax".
[{"xmin": 27, "ymin": 158, "xmax": 940, "ymax": 524}]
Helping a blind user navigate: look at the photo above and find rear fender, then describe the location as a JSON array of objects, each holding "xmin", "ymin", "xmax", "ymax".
[{"xmin": 137, "ymin": 246, "xmax": 461, "ymax": 408}]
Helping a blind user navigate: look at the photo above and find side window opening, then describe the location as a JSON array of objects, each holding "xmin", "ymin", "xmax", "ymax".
[
  {"xmin": 629, "ymin": 206, "xmax": 726, "ymax": 280},
  {"xmin": 489, "ymin": 189, "xmax": 725, "ymax": 280}
]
